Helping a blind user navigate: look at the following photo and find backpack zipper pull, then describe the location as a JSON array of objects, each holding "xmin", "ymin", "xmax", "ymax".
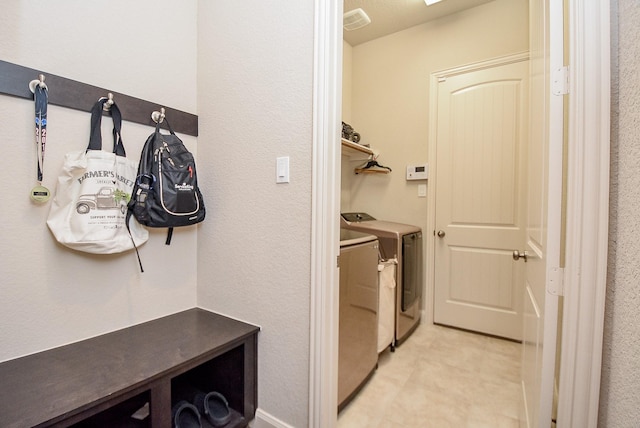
[{"xmin": 189, "ymin": 166, "xmax": 193, "ymax": 178}]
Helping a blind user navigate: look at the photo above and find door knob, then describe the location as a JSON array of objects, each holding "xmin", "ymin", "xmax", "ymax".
[
  {"xmin": 437, "ymin": 230, "xmax": 446, "ymax": 238},
  {"xmin": 512, "ymin": 250, "xmax": 528, "ymax": 262}
]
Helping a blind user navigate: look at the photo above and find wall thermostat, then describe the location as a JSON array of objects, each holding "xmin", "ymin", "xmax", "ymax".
[{"xmin": 406, "ymin": 164, "xmax": 429, "ymax": 180}]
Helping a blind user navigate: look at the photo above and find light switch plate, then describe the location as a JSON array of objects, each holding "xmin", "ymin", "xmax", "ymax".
[{"xmin": 276, "ymin": 156, "xmax": 289, "ymax": 183}]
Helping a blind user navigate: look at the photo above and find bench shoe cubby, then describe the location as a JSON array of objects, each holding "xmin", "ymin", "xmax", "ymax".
[{"xmin": 0, "ymin": 309, "xmax": 259, "ymax": 428}]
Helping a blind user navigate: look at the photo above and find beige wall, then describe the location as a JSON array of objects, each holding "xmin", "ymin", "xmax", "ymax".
[
  {"xmin": 342, "ymin": 41, "xmax": 354, "ymax": 210},
  {"xmin": 196, "ymin": 2, "xmax": 315, "ymax": 426},
  {"xmin": 0, "ymin": 0, "xmax": 199, "ymax": 362},
  {"xmin": 600, "ymin": 0, "xmax": 640, "ymax": 425},
  {"xmin": 341, "ymin": 0, "xmax": 529, "ymax": 315},
  {"xmin": 342, "ymin": 41, "xmax": 353, "ymax": 124},
  {"xmin": 1, "ymin": 2, "xmax": 315, "ymax": 426}
]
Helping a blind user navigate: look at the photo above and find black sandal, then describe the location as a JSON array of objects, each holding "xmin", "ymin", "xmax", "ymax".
[
  {"xmin": 194, "ymin": 391, "xmax": 231, "ymax": 427},
  {"xmin": 172, "ymin": 400, "xmax": 202, "ymax": 428}
]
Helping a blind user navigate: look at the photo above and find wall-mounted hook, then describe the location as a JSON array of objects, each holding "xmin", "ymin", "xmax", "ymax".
[
  {"xmin": 100, "ymin": 93, "xmax": 115, "ymax": 111},
  {"xmin": 151, "ymin": 107, "xmax": 166, "ymax": 124},
  {"xmin": 28, "ymin": 74, "xmax": 47, "ymax": 93}
]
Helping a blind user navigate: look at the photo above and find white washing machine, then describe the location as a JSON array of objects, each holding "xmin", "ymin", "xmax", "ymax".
[{"xmin": 341, "ymin": 212, "xmax": 423, "ymax": 346}]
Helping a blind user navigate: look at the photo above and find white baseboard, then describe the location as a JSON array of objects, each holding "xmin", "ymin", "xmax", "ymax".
[{"xmin": 249, "ymin": 408, "xmax": 295, "ymax": 428}]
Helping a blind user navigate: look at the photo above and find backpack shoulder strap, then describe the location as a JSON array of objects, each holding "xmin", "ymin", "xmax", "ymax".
[{"xmin": 138, "ymin": 125, "xmax": 160, "ymax": 173}]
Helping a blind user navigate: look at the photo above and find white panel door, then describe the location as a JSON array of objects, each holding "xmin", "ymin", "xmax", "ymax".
[
  {"xmin": 521, "ymin": 0, "xmax": 563, "ymax": 426},
  {"xmin": 433, "ymin": 59, "xmax": 529, "ymax": 340}
]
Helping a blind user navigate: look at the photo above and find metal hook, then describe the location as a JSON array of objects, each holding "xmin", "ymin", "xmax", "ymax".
[
  {"xmin": 151, "ymin": 107, "xmax": 166, "ymax": 124},
  {"xmin": 100, "ymin": 93, "xmax": 114, "ymax": 111},
  {"xmin": 28, "ymin": 74, "xmax": 47, "ymax": 93}
]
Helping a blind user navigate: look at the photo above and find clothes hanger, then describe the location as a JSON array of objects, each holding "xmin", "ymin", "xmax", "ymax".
[{"xmin": 355, "ymin": 157, "xmax": 392, "ymax": 174}]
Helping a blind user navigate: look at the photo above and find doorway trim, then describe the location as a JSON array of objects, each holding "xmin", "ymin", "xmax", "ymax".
[
  {"xmin": 310, "ymin": 1, "xmax": 610, "ymax": 427},
  {"xmin": 309, "ymin": 1, "xmax": 342, "ymax": 427},
  {"xmin": 557, "ymin": 1, "xmax": 610, "ymax": 426}
]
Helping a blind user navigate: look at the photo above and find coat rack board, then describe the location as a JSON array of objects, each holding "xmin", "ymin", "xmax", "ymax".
[{"xmin": 0, "ymin": 60, "xmax": 198, "ymax": 137}]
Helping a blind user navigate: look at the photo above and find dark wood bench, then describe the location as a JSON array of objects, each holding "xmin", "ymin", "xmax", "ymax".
[{"xmin": 0, "ymin": 308, "xmax": 259, "ymax": 428}]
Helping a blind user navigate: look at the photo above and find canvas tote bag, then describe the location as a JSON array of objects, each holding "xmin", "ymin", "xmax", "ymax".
[{"xmin": 47, "ymin": 99, "xmax": 148, "ymax": 254}]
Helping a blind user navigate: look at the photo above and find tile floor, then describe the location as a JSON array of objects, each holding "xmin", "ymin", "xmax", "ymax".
[{"xmin": 337, "ymin": 323, "xmax": 522, "ymax": 428}]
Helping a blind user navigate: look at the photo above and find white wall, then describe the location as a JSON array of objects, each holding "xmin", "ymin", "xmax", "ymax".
[
  {"xmin": 0, "ymin": 0, "xmax": 199, "ymax": 362},
  {"xmin": 341, "ymin": 0, "xmax": 529, "ymax": 315},
  {"xmin": 600, "ymin": 0, "xmax": 640, "ymax": 425},
  {"xmin": 196, "ymin": 2, "xmax": 315, "ymax": 426}
]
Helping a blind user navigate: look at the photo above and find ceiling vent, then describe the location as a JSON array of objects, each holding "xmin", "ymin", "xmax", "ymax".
[{"xmin": 343, "ymin": 8, "xmax": 371, "ymax": 31}]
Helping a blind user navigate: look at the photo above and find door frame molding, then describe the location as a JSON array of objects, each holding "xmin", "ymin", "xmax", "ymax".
[
  {"xmin": 309, "ymin": 0, "xmax": 342, "ymax": 427},
  {"xmin": 309, "ymin": 0, "xmax": 610, "ymax": 426},
  {"xmin": 557, "ymin": 1, "xmax": 610, "ymax": 426},
  {"xmin": 425, "ymin": 51, "xmax": 530, "ymax": 328}
]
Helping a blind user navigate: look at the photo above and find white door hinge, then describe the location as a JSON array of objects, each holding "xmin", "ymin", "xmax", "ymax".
[
  {"xmin": 337, "ymin": 255, "xmax": 340, "ymax": 268},
  {"xmin": 552, "ymin": 66, "xmax": 569, "ymax": 96},
  {"xmin": 548, "ymin": 266, "xmax": 565, "ymax": 296}
]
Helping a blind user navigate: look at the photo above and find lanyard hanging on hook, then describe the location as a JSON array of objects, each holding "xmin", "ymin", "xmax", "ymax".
[{"xmin": 29, "ymin": 74, "xmax": 51, "ymax": 203}]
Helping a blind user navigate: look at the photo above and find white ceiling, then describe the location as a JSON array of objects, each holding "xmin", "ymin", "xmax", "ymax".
[{"xmin": 343, "ymin": 0, "xmax": 495, "ymax": 46}]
